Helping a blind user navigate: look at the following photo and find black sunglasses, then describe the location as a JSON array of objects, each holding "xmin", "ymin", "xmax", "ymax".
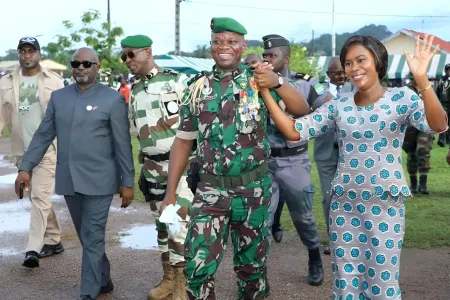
[
  {"xmin": 121, "ymin": 48, "xmax": 147, "ymax": 62},
  {"xmin": 70, "ymin": 60, "xmax": 98, "ymax": 69}
]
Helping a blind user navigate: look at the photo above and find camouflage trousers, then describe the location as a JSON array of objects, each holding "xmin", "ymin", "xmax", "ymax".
[
  {"xmin": 402, "ymin": 127, "xmax": 433, "ymax": 174},
  {"xmin": 184, "ymin": 174, "xmax": 272, "ymax": 300},
  {"xmin": 151, "ymin": 175, "xmax": 193, "ymax": 268}
]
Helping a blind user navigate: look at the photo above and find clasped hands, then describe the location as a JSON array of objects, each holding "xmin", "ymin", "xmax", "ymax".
[{"xmin": 251, "ymin": 61, "xmax": 279, "ymax": 90}]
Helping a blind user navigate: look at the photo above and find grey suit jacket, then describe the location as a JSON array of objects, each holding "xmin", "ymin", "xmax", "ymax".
[
  {"xmin": 20, "ymin": 82, "xmax": 135, "ymax": 196},
  {"xmin": 313, "ymin": 82, "xmax": 355, "ymax": 162}
]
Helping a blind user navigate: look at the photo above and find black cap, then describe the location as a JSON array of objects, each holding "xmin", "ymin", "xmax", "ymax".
[
  {"xmin": 17, "ymin": 37, "xmax": 41, "ymax": 51},
  {"xmin": 262, "ymin": 34, "xmax": 289, "ymax": 50},
  {"xmin": 445, "ymin": 63, "xmax": 450, "ymax": 70}
]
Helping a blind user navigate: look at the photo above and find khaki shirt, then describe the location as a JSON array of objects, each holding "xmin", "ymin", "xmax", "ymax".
[{"xmin": 0, "ymin": 66, "xmax": 64, "ymax": 156}]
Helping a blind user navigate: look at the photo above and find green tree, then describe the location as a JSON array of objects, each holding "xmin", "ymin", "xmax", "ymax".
[
  {"xmin": 243, "ymin": 44, "xmax": 320, "ymax": 77},
  {"xmin": 0, "ymin": 49, "xmax": 20, "ymax": 61},
  {"xmin": 41, "ymin": 9, "xmax": 127, "ymax": 76},
  {"xmin": 192, "ymin": 45, "xmax": 211, "ymax": 58}
]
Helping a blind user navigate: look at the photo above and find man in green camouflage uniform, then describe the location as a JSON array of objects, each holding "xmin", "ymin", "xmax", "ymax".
[
  {"xmin": 121, "ymin": 35, "xmax": 194, "ymax": 300},
  {"xmin": 160, "ymin": 18, "xmax": 309, "ymax": 300},
  {"xmin": 403, "ymin": 77, "xmax": 433, "ymax": 194},
  {"xmin": 436, "ymin": 64, "xmax": 450, "ymax": 146}
]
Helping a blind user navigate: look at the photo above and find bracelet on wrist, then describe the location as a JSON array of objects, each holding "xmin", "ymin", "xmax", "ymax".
[{"xmin": 417, "ymin": 83, "xmax": 432, "ymax": 93}]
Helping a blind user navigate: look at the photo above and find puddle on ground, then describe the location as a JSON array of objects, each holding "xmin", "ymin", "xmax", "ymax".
[
  {"xmin": 0, "ymin": 195, "xmax": 63, "ymax": 234},
  {"xmin": 0, "ymin": 173, "xmax": 18, "ymax": 185},
  {"xmin": 119, "ymin": 224, "xmax": 158, "ymax": 250},
  {"xmin": 0, "ymin": 248, "xmax": 21, "ymax": 256},
  {"xmin": 0, "ymin": 199, "xmax": 31, "ymax": 233},
  {"xmin": 109, "ymin": 206, "xmax": 137, "ymax": 214}
]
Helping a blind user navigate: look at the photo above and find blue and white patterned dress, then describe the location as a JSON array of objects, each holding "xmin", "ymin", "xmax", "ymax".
[{"xmin": 294, "ymin": 87, "xmax": 439, "ymax": 299}]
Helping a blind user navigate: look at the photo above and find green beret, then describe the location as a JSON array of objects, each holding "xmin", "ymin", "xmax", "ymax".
[
  {"xmin": 210, "ymin": 17, "xmax": 247, "ymax": 35},
  {"xmin": 120, "ymin": 35, "xmax": 153, "ymax": 48},
  {"xmin": 262, "ymin": 34, "xmax": 290, "ymax": 49}
]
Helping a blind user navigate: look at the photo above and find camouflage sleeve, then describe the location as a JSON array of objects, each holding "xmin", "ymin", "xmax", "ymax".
[
  {"xmin": 176, "ymin": 89, "xmax": 198, "ymax": 140},
  {"xmin": 293, "ymin": 99, "xmax": 337, "ymax": 142},
  {"xmin": 405, "ymin": 87, "xmax": 448, "ymax": 134}
]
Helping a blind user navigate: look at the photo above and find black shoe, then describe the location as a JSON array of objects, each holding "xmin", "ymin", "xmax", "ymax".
[
  {"xmin": 272, "ymin": 230, "xmax": 283, "ymax": 243},
  {"xmin": 419, "ymin": 174, "xmax": 429, "ymax": 195},
  {"xmin": 308, "ymin": 249, "xmax": 324, "ymax": 286},
  {"xmin": 438, "ymin": 134, "xmax": 445, "ymax": 147},
  {"xmin": 323, "ymin": 245, "xmax": 331, "ymax": 255},
  {"xmin": 101, "ymin": 279, "xmax": 114, "ymax": 294},
  {"xmin": 39, "ymin": 242, "xmax": 64, "ymax": 258},
  {"xmin": 410, "ymin": 175, "xmax": 418, "ymax": 194},
  {"xmin": 23, "ymin": 251, "xmax": 39, "ymax": 268}
]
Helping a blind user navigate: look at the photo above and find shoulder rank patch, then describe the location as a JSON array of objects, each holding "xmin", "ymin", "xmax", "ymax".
[
  {"xmin": 187, "ymin": 71, "xmax": 208, "ymax": 87},
  {"xmin": 163, "ymin": 68, "xmax": 180, "ymax": 75},
  {"xmin": 313, "ymin": 82, "xmax": 325, "ymax": 95},
  {"xmin": 294, "ymin": 72, "xmax": 311, "ymax": 81}
]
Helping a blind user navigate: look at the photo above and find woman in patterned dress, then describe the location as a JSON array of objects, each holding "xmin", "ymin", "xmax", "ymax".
[{"xmin": 259, "ymin": 35, "xmax": 447, "ymax": 299}]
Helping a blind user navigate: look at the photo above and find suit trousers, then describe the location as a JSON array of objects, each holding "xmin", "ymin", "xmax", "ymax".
[
  {"xmin": 65, "ymin": 193, "xmax": 113, "ymax": 299},
  {"xmin": 17, "ymin": 148, "xmax": 62, "ymax": 253},
  {"xmin": 316, "ymin": 147, "xmax": 339, "ymax": 234}
]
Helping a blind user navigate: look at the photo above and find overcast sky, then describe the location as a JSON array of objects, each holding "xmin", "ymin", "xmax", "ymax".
[{"xmin": 1, "ymin": 0, "xmax": 449, "ymax": 56}]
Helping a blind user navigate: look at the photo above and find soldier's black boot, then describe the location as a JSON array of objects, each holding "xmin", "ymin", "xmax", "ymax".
[
  {"xmin": 308, "ymin": 248, "xmax": 324, "ymax": 286},
  {"xmin": 419, "ymin": 174, "xmax": 429, "ymax": 195},
  {"xmin": 410, "ymin": 174, "xmax": 418, "ymax": 194},
  {"xmin": 438, "ymin": 133, "xmax": 445, "ymax": 147},
  {"xmin": 272, "ymin": 230, "xmax": 283, "ymax": 243},
  {"xmin": 446, "ymin": 134, "xmax": 450, "ymax": 145}
]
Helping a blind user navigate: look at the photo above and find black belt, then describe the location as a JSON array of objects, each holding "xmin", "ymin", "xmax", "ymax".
[
  {"xmin": 199, "ymin": 161, "xmax": 268, "ymax": 189},
  {"xmin": 270, "ymin": 144, "xmax": 308, "ymax": 158},
  {"xmin": 144, "ymin": 152, "xmax": 171, "ymax": 162}
]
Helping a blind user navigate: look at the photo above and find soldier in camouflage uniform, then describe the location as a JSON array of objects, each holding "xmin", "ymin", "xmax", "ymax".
[
  {"xmin": 436, "ymin": 64, "xmax": 450, "ymax": 146},
  {"xmin": 261, "ymin": 34, "xmax": 333, "ymax": 286},
  {"xmin": 121, "ymin": 35, "xmax": 194, "ymax": 300},
  {"xmin": 403, "ymin": 77, "xmax": 434, "ymax": 194},
  {"xmin": 160, "ymin": 18, "xmax": 309, "ymax": 300}
]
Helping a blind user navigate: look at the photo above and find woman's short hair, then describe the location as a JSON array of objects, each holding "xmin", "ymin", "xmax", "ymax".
[{"xmin": 340, "ymin": 35, "xmax": 388, "ymax": 80}]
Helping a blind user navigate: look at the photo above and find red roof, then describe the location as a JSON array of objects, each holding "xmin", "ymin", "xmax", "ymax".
[{"xmin": 404, "ymin": 29, "xmax": 450, "ymax": 53}]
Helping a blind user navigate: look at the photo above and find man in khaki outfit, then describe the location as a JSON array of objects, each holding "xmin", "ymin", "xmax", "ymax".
[{"xmin": 0, "ymin": 37, "xmax": 64, "ymax": 268}]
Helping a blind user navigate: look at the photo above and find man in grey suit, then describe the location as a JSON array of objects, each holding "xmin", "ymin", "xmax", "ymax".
[
  {"xmin": 314, "ymin": 57, "xmax": 352, "ymax": 255},
  {"xmin": 14, "ymin": 47, "xmax": 135, "ymax": 300}
]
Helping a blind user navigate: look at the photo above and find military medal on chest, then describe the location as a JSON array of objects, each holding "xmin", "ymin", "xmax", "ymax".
[{"xmin": 238, "ymin": 77, "xmax": 261, "ymax": 122}]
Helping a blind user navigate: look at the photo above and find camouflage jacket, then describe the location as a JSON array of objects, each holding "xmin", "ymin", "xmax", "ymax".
[
  {"xmin": 130, "ymin": 66, "xmax": 189, "ymax": 183},
  {"xmin": 177, "ymin": 63, "xmax": 281, "ymax": 177}
]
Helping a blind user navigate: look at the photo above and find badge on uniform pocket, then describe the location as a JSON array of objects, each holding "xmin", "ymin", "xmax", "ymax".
[{"xmin": 161, "ymin": 93, "xmax": 179, "ymax": 120}]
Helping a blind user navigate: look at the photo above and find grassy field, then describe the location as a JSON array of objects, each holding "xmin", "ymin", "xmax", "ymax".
[{"xmin": 130, "ymin": 136, "xmax": 450, "ymax": 249}]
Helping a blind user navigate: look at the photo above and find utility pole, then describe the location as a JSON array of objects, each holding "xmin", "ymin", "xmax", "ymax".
[
  {"xmin": 107, "ymin": 0, "xmax": 111, "ymax": 38},
  {"xmin": 175, "ymin": 0, "xmax": 182, "ymax": 55},
  {"xmin": 331, "ymin": 0, "xmax": 335, "ymax": 56},
  {"xmin": 311, "ymin": 30, "xmax": 315, "ymax": 57}
]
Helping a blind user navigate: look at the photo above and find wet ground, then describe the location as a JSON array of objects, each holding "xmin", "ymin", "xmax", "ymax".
[{"xmin": 0, "ymin": 138, "xmax": 449, "ymax": 300}]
